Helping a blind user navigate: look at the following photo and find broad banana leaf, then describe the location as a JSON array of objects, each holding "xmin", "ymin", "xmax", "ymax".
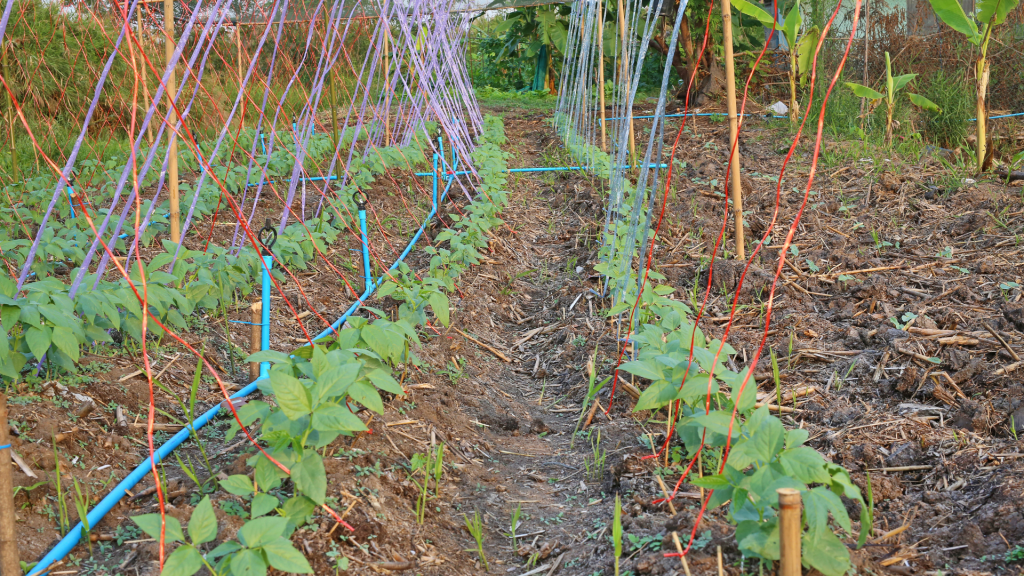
[
  {"xmin": 845, "ymin": 82, "xmax": 884, "ymax": 100},
  {"xmin": 783, "ymin": 0, "xmax": 802, "ymax": 48},
  {"xmin": 731, "ymin": 0, "xmax": 777, "ymax": 28},
  {"xmin": 908, "ymin": 93, "xmax": 941, "ymax": 112},
  {"xmin": 891, "ymin": 73, "xmax": 917, "ymax": 94},
  {"xmin": 978, "ymin": 0, "xmax": 1022, "ymax": 26},
  {"xmin": 926, "ymin": 0, "xmax": 980, "ymax": 43},
  {"xmin": 796, "ymin": 27, "xmax": 819, "ymax": 85}
]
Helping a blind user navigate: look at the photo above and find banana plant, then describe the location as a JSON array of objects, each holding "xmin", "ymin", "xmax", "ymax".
[
  {"xmin": 731, "ymin": 0, "xmax": 819, "ymax": 124},
  {"xmin": 926, "ymin": 0, "xmax": 1022, "ymax": 172},
  {"xmin": 845, "ymin": 52, "xmax": 940, "ymax": 145}
]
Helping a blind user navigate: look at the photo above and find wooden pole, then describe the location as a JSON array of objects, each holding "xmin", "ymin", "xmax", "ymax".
[
  {"xmin": 597, "ymin": 0, "xmax": 608, "ymax": 153},
  {"xmin": 778, "ymin": 488, "xmax": 802, "ymax": 576},
  {"xmin": 164, "ymin": 0, "xmax": 180, "ymax": 244},
  {"xmin": 616, "ymin": 0, "xmax": 637, "ymax": 165},
  {"xmin": 0, "ymin": 394, "xmax": 21, "ymax": 576},
  {"xmin": 249, "ymin": 302, "xmax": 261, "ymax": 381},
  {"xmin": 2, "ymin": 43, "xmax": 18, "ymax": 183},
  {"xmin": 719, "ymin": 0, "xmax": 744, "ymax": 259},
  {"xmin": 138, "ymin": 8, "xmax": 155, "ymax": 146}
]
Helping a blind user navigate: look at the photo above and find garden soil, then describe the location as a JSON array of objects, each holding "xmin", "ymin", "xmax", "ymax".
[{"xmin": 6, "ymin": 104, "xmax": 1024, "ymax": 575}]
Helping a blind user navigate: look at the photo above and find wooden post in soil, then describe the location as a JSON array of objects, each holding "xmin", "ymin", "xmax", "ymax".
[
  {"xmin": 597, "ymin": 0, "xmax": 608, "ymax": 153},
  {"xmin": 249, "ymin": 302, "xmax": 261, "ymax": 381},
  {"xmin": 164, "ymin": 0, "xmax": 180, "ymax": 243},
  {"xmin": 778, "ymin": 488, "xmax": 802, "ymax": 576},
  {"xmin": 616, "ymin": 0, "xmax": 637, "ymax": 165},
  {"xmin": 2, "ymin": 42, "xmax": 18, "ymax": 183},
  {"xmin": 0, "ymin": 394, "xmax": 21, "ymax": 576},
  {"xmin": 719, "ymin": 0, "xmax": 744, "ymax": 259}
]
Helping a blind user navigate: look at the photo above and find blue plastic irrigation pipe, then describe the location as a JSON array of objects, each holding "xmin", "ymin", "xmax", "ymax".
[
  {"xmin": 969, "ymin": 111, "xmax": 1024, "ymax": 121},
  {"xmin": 31, "ymin": 152, "xmax": 454, "ymax": 576},
  {"xmin": 246, "ymin": 175, "xmax": 338, "ymax": 188},
  {"xmin": 260, "ymin": 254, "xmax": 272, "ymax": 379},
  {"xmin": 356, "ymin": 193, "xmax": 371, "ymax": 291},
  {"xmin": 66, "ymin": 183, "xmax": 77, "ymax": 219},
  {"xmin": 412, "ymin": 163, "xmax": 670, "ymax": 177},
  {"xmin": 600, "ymin": 113, "xmax": 787, "ymax": 122}
]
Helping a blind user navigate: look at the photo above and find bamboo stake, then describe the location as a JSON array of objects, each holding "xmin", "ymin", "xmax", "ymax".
[
  {"xmin": 138, "ymin": 9, "xmax": 155, "ymax": 146},
  {"xmin": 164, "ymin": 0, "xmax": 180, "ymax": 243},
  {"xmin": 2, "ymin": 43, "xmax": 18, "ymax": 183},
  {"xmin": 719, "ymin": 0, "xmax": 744, "ymax": 259},
  {"xmin": 0, "ymin": 394, "xmax": 20, "ymax": 576},
  {"xmin": 616, "ymin": 0, "xmax": 637, "ymax": 164},
  {"xmin": 778, "ymin": 488, "xmax": 802, "ymax": 576},
  {"xmin": 249, "ymin": 302, "xmax": 261, "ymax": 381},
  {"xmin": 597, "ymin": 0, "xmax": 608, "ymax": 152}
]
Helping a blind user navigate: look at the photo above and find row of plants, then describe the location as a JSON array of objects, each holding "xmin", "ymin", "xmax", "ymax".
[
  {"xmin": 614, "ymin": 286, "xmax": 872, "ymax": 575},
  {"xmin": 0, "ymin": 124, "xmax": 435, "ymax": 381},
  {"xmin": 127, "ymin": 115, "xmax": 512, "ymax": 576},
  {"xmin": 558, "ymin": 95, "xmax": 872, "ymax": 572}
]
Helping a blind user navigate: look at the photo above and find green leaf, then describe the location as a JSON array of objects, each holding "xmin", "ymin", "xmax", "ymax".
[
  {"xmin": 270, "ymin": 372, "xmax": 311, "ymax": 419},
  {"xmin": 844, "ymin": 82, "xmax": 884, "ymax": 100},
  {"xmin": 131, "ymin": 513, "xmax": 184, "ymax": 543},
  {"xmin": 785, "ymin": 428, "xmax": 810, "ymax": 449},
  {"xmin": 805, "ymin": 486, "xmax": 852, "ymax": 537},
  {"xmin": 291, "ymin": 453, "xmax": 327, "ymax": 505},
  {"xmin": 312, "ymin": 403, "xmax": 367, "ymax": 433},
  {"xmin": 367, "ymin": 369, "xmax": 404, "ymax": 396},
  {"xmin": 908, "ymin": 92, "xmax": 941, "ymax": 112},
  {"xmin": 207, "ymin": 540, "xmax": 242, "ymax": 561},
  {"xmin": 619, "ymin": 360, "xmax": 663, "ymax": 381},
  {"xmin": 745, "ymin": 406, "xmax": 786, "ymax": 462},
  {"xmin": 926, "ymin": 0, "xmax": 980, "ymax": 43},
  {"xmin": 348, "ymin": 381, "xmax": 384, "ymax": 414},
  {"xmin": 244, "ymin": 350, "xmax": 293, "ymax": 365},
  {"xmin": 261, "ymin": 538, "xmax": 315, "ymax": 573},
  {"xmin": 428, "ymin": 291, "xmax": 450, "ymax": 326},
  {"xmin": 796, "ymin": 27, "xmax": 820, "ymax": 82},
  {"xmin": 219, "ymin": 474, "xmax": 254, "ymax": 497},
  {"xmin": 782, "ymin": 0, "xmax": 802, "ymax": 45},
  {"xmin": 251, "ymin": 493, "xmax": 279, "ymax": 519},
  {"xmin": 25, "ymin": 325, "xmax": 52, "ymax": 361},
  {"xmin": 634, "ymin": 380, "xmax": 676, "ymax": 411},
  {"xmin": 779, "ymin": 446, "xmax": 831, "ymax": 484},
  {"xmin": 731, "ymin": 0, "xmax": 776, "ymax": 27},
  {"xmin": 50, "ymin": 326, "xmax": 79, "ymax": 363},
  {"xmin": 281, "ymin": 495, "xmax": 317, "ymax": 526},
  {"xmin": 891, "ymin": 73, "xmax": 917, "ymax": 94},
  {"xmin": 237, "ymin": 517, "xmax": 288, "ymax": 548},
  {"xmin": 978, "ymin": 0, "xmax": 1021, "ymax": 26},
  {"xmin": 689, "ymin": 474, "xmax": 730, "ymax": 490},
  {"xmin": 187, "ymin": 496, "xmax": 218, "ymax": 545},
  {"xmin": 802, "ymin": 528, "xmax": 852, "ymax": 576},
  {"xmin": 737, "ymin": 520, "xmax": 780, "ymax": 560},
  {"xmin": 229, "ymin": 548, "xmax": 268, "ymax": 576},
  {"xmin": 161, "ymin": 544, "xmax": 203, "ymax": 576}
]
